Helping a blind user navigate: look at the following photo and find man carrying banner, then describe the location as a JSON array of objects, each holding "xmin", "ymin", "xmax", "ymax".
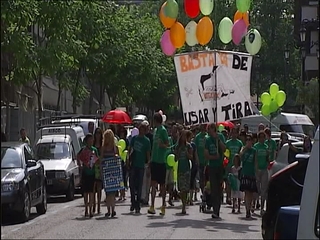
[
  {"xmin": 204, "ymin": 123, "xmax": 226, "ymax": 218},
  {"xmin": 148, "ymin": 112, "xmax": 169, "ymax": 216}
]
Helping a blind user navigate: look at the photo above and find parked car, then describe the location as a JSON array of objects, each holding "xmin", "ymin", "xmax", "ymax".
[
  {"xmin": 261, "ymin": 154, "xmax": 310, "ymax": 239},
  {"xmin": 1, "ymin": 142, "xmax": 47, "ymax": 222},
  {"xmin": 271, "ymin": 132, "xmax": 304, "ymax": 145},
  {"xmin": 268, "ymin": 141, "xmax": 305, "ymax": 178}
]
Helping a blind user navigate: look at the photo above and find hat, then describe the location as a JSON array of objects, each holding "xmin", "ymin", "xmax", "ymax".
[{"xmin": 141, "ymin": 120, "xmax": 149, "ymax": 126}]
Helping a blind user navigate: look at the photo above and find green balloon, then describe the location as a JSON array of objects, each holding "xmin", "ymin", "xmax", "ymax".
[
  {"xmin": 275, "ymin": 90, "xmax": 286, "ymax": 107},
  {"xmin": 260, "ymin": 92, "xmax": 271, "ymax": 105},
  {"xmin": 245, "ymin": 29, "xmax": 262, "ymax": 55},
  {"xmin": 167, "ymin": 154, "xmax": 175, "ymax": 167},
  {"xmin": 269, "ymin": 83, "xmax": 279, "ymax": 98},
  {"xmin": 261, "ymin": 104, "xmax": 270, "ymax": 116},
  {"xmin": 236, "ymin": 0, "xmax": 251, "ymax": 13},
  {"xmin": 269, "ymin": 99, "xmax": 279, "ymax": 113},
  {"xmin": 218, "ymin": 124, "xmax": 225, "ymax": 132},
  {"xmin": 218, "ymin": 17, "xmax": 233, "ymax": 44},
  {"xmin": 164, "ymin": 0, "xmax": 178, "ymax": 19}
]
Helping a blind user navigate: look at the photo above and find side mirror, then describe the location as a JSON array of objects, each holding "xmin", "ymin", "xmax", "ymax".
[{"xmin": 27, "ymin": 160, "xmax": 37, "ymax": 168}]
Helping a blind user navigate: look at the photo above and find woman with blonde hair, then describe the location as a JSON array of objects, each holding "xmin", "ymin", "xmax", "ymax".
[{"xmin": 101, "ymin": 129, "xmax": 119, "ymax": 217}]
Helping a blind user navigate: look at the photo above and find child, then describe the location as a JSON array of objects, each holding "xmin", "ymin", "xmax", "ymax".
[{"xmin": 230, "ymin": 154, "xmax": 243, "ymax": 213}]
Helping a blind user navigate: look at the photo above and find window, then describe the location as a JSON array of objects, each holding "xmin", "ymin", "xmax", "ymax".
[
  {"xmin": 24, "ymin": 146, "xmax": 33, "ymax": 162},
  {"xmin": 36, "ymin": 142, "xmax": 71, "ymax": 160},
  {"xmin": 1, "ymin": 147, "xmax": 22, "ymax": 168},
  {"xmin": 315, "ymin": 196, "xmax": 320, "ymax": 237},
  {"xmin": 70, "ymin": 143, "xmax": 76, "ymax": 160}
]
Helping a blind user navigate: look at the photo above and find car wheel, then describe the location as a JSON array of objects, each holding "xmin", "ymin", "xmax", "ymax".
[
  {"xmin": 36, "ymin": 184, "xmax": 47, "ymax": 214},
  {"xmin": 20, "ymin": 190, "xmax": 31, "ymax": 222},
  {"xmin": 66, "ymin": 179, "xmax": 75, "ymax": 201}
]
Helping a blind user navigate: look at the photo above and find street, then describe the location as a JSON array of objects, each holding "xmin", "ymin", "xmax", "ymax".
[{"xmin": 1, "ymin": 192, "xmax": 262, "ymax": 239}]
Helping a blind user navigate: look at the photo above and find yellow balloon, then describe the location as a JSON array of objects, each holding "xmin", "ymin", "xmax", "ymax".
[
  {"xmin": 224, "ymin": 149, "xmax": 230, "ymax": 158},
  {"xmin": 117, "ymin": 145, "xmax": 123, "ymax": 155},
  {"xmin": 200, "ymin": 0, "xmax": 214, "ymax": 16},
  {"xmin": 159, "ymin": 2, "xmax": 176, "ymax": 29},
  {"xmin": 196, "ymin": 16, "xmax": 214, "ymax": 46},
  {"xmin": 185, "ymin": 20, "xmax": 198, "ymax": 46},
  {"xmin": 170, "ymin": 22, "xmax": 186, "ymax": 48}
]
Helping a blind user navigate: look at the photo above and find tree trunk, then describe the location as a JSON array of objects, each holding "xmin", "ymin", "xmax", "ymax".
[
  {"xmin": 72, "ymin": 67, "xmax": 82, "ymax": 114},
  {"xmin": 2, "ymin": 82, "xmax": 11, "ymax": 141},
  {"xmin": 56, "ymin": 82, "xmax": 62, "ymax": 112},
  {"xmin": 36, "ymin": 73, "xmax": 43, "ymax": 119}
]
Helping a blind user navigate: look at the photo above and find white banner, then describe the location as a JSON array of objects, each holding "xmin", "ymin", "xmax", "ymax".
[{"xmin": 174, "ymin": 50, "xmax": 255, "ymax": 125}]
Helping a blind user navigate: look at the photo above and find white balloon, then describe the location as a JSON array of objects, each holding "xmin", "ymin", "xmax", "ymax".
[
  {"xmin": 245, "ymin": 28, "xmax": 262, "ymax": 55},
  {"xmin": 189, "ymin": 160, "xmax": 192, "ymax": 169},
  {"xmin": 159, "ymin": 110, "xmax": 163, "ymax": 115},
  {"xmin": 185, "ymin": 21, "xmax": 198, "ymax": 47},
  {"xmin": 131, "ymin": 127, "xmax": 139, "ymax": 137},
  {"xmin": 200, "ymin": 0, "xmax": 214, "ymax": 16},
  {"xmin": 162, "ymin": 114, "xmax": 167, "ymax": 123}
]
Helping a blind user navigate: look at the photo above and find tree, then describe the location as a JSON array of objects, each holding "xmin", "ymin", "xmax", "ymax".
[{"xmin": 296, "ymin": 78, "xmax": 319, "ymax": 123}]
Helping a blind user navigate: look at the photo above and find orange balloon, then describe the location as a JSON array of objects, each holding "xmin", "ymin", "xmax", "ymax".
[
  {"xmin": 159, "ymin": 2, "xmax": 176, "ymax": 29},
  {"xmin": 196, "ymin": 16, "xmax": 214, "ymax": 46},
  {"xmin": 234, "ymin": 10, "xmax": 249, "ymax": 27},
  {"xmin": 170, "ymin": 22, "xmax": 186, "ymax": 48}
]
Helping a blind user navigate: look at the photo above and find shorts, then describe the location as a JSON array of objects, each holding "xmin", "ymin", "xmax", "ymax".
[
  {"xmin": 165, "ymin": 169, "xmax": 174, "ymax": 185},
  {"xmin": 150, "ymin": 162, "xmax": 166, "ymax": 185},
  {"xmin": 240, "ymin": 175, "xmax": 258, "ymax": 193}
]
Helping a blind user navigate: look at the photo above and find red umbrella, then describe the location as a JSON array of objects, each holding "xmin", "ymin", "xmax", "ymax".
[
  {"xmin": 102, "ymin": 110, "xmax": 132, "ymax": 124},
  {"xmin": 217, "ymin": 121, "xmax": 235, "ymax": 129}
]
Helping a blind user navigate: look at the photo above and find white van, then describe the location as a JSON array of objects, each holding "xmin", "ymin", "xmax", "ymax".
[
  {"xmin": 52, "ymin": 117, "xmax": 101, "ymax": 135},
  {"xmin": 240, "ymin": 112, "xmax": 315, "ymax": 137}
]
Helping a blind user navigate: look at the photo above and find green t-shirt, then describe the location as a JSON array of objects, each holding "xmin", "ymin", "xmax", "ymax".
[
  {"xmin": 166, "ymin": 137, "xmax": 174, "ymax": 170},
  {"xmin": 205, "ymin": 133, "xmax": 226, "ymax": 168},
  {"xmin": 19, "ymin": 137, "xmax": 31, "ymax": 145},
  {"xmin": 265, "ymin": 139, "xmax": 277, "ymax": 162},
  {"xmin": 151, "ymin": 125, "xmax": 169, "ymax": 164},
  {"xmin": 177, "ymin": 144, "xmax": 191, "ymax": 173},
  {"xmin": 226, "ymin": 138, "xmax": 243, "ymax": 167},
  {"xmin": 82, "ymin": 146, "xmax": 99, "ymax": 176},
  {"xmin": 241, "ymin": 147, "xmax": 256, "ymax": 176},
  {"xmin": 254, "ymin": 142, "xmax": 269, "ymax": 170},
  {"xmin": 130, "ymin": 135, "xmax": 151, "ymax": 168},
  {"xmin": 194, "ymin": 132, "xmax": 207, "ymax": 166}
]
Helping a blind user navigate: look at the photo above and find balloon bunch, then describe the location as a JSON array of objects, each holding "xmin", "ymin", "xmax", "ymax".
[
  {"xmin": 159, "ymin": 0, "xmax": 214, "ymax": 56},
  {"xmin": 260, "ymin": 83, "xmax": 287, "ymax": 117},
  {"xmin": 218, "ymin": 0, "xmax": 262, "ymax": 55},
  {"xmin": 117, "ymin": 139, "xmax": 128, "ymax": 162},
  {"xmin": 158, "ymin": 110, "xmax": 167, "ymax": 123}
]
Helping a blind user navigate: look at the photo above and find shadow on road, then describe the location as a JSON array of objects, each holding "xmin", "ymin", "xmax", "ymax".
[
  {"xmin": 1, "ymin": 212, "xmax": 38, "ymax": 226},
  {"xmin": 47, "ymin": 195, "xmax": 82, "ymax": 204},
  {"xmin": 146, "ymin": 218, "xmax": 260, "ymax": 234}
]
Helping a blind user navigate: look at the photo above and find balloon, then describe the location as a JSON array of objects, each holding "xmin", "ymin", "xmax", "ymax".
[
  {"xmin": 245, "ymin": 28, "xmax": 262, "ymax": 55},
  {"xmin": 189, "ymin": 160, "xmax": 192, "ymax": 169},
  {"xmin": 184, "ymin": 0, "xmax": 200, "ymax": 18},
  {"xmin": 162, "ymin": 114, "xmax": 167, "ymax": 123},
  {"xmin": 131, "ymin": 127, "xmax": 139, "ymax": 137},
  {"xmin": 232, "ymin": 19, "xmax": 247, "ymax": 45},
  {"xmin": 170, "ymin": 22, "xmax": 186, "ymax": 48},
  {"xmin": 121, "ymin": 150, "xmax": 128, "ymax": 162},
  {"xmin": 117, "ymin": 145, "xmax": 123, "ymax": 155},
  {"xmin": 260, "ymin": 92, "xmax": 271, "ymax": 105},
  {"xmin": 223, "ymin": 157, "xmax": 229, "ymax": 167},
  {"xmin": 159, "ymin": 110, "xmax": 163, "ymax": 115},
  {"xmin": 270, "ymin": 99, "xmax": 279, "ymax": 113},
  {"xmin": 159, "ymin": 2, "xmax": 176, "ymax": 29},
  {"xmin": 164, "ymin": 0, "xmax": 179, "ymax": 19},
  {"xmin": 185, "ymin": 21, "xmax": 198, "ymax": 46},
  {"xmin": 261, "ymin": 104, "xmax": 270, "ymax": 116},
  {"xmin": 269, "ymin": 83, "xmax": 279, "ymax": 98},
  {"xmin": 199, "ymin": 0, "xmax": 214, "ymax": 16},
  {"xmin": 218, "ymin": 17, "xmax": 233, "ymax": 44},
  {"xmin": 218, "ymin": 124, "xmax": 225, "ymax": 132},
  {"xmin": 160, "ymin": 30, "xmax": 176, "ymax": 56},
  {"xmin": 234, "ymin": 10, "xmax": 249, "ymax": 27},
  {"xmin": 167, "ymin": 154, "xmax": 175, "ymax": 167},
  {"xmin": 275, "ymin": 90, "xmax": 287, "ymax": 107},
  {"xmin": 236, "ymin": 0, "xmax": 251, "ymax": 13},
  {"xmin": 224, "ymin": 149, "xmax": 230, "ymax": 158},
  {"xmin": 118, "ymin": 139, "xmax": 126, "ymax": 151},
  {"xmin": 196, "ymin": 16, "xmax": 214, "ymax": 46}
]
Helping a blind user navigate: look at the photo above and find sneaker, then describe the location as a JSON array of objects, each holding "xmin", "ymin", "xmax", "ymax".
[
  {"xmin": 135, "ymin": 209, "xmax": 140, "ymax": 214},
  {"xmin": 232, "ymin": 209, "xmax": 235, "ymax": 213},
  {"xmin": 130, "ymin": 205, "xmax": 135, "ymax": 212},
  {"xmin": 148, "ymin": 206, "xmax": 156, "ymax": 214},
  {"xmin": 211, "ymin": 213, "xmax": 219, "ymax": 218},
  {"xmin": 246, "ymin": 211, "xmax": 251, "ymax": 218},
  {"xmin": 168, "ymin": 200, "xmax": 174, "ymax": 207},
  {"xmin": 160, "ymin": 206, "xmax": 166, "ymax": 216}
]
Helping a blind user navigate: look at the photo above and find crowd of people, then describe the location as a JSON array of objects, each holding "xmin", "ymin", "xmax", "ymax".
[{"xmin": 75, "ymin": 112, "xmax": 314, "ymax": 220}]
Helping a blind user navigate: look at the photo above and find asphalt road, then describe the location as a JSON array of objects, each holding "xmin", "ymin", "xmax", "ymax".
[{"xmin": 1, "ymin": 192, "xmax": 262, "ymax": 239}]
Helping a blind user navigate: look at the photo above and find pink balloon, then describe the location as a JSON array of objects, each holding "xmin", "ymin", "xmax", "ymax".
[
  {"xmin": 232, "ymin": 19, "xmax": 247, "ymax": 45},
  {"xmin": 160, "ymin": 30, "xmax": 176, "ymax": 56}
]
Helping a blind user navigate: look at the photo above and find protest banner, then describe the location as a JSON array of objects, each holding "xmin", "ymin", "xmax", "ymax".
[{"xmin": 101, "ymin": 156, "xmax": 125, "ymax": 193}]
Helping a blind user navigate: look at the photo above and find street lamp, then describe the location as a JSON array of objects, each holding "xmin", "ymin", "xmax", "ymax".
[
  {"xmin": 299, "ymin": 26, "xmax": 307, "ymax": 43},
  {"xmin": 284, "ymin": 44, "xmax": 290, "ymax": 93},
  {"xmin": 284, "ymin": 44, "xmax": 290, "ymax": 63},
  {"xmin": 299, "ymin": 25, "xmax": 307, "ymax": 114}
]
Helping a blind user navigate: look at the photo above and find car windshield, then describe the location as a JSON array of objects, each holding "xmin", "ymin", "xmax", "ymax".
[
  {"xmin": 36, "ymin": 142, "xmax": 71, "ymax": 160},
  {"xmin": 1, "ymin": 147, "xmax": 22, "ymax": 169},
  {"xmin": 280, "ymin": 124, "xmax": 315, "ymax": 138}
]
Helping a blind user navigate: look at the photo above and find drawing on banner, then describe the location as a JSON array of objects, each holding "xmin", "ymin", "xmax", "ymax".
[
  {"xmin": 101, "ymin": 156, "xmax": 125, "ymax": 193},
  {"xmin": 174, "ymin": 50, "xmax": 256, "ymax": 125}
]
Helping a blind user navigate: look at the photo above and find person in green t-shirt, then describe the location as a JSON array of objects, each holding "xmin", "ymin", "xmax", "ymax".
[
  {"xmin": 194, "ymin": 124, "xmax": 208, "ymax": 195},
  {"xmin": 264, "ymin": 128, "xmax": 277, "ymax": 162},
  {"xmin": 148, "ymin": 113, "xmax": 169, "ymax": 216},
  {"xmin": 77, "ymin": 133, "xmax": 99, "ymax": 218},
  {"xmin": 239, "ymin": 135, "xmax": 258, "ymax": 219},
  {"xmin": 204, "ymin": 123, "xmax": 226, "ymax": 219},
  {"xmin": 175, "ymin": 130, "xmax": 193, "ymax": 214},
  {"xmin": 128, "ymin": 122, "xmax": 151, "ymax": 213},
  {"xmin": 19, "ymin": 128, "xmax": 31, "ymax": 145},
  {"xmin": 254, "ymin": 131, "xmax": 269, "ymax": 216},
  {"xmin": 225, "ymin": 128, "xmax": 243, "ymax": 204}
]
